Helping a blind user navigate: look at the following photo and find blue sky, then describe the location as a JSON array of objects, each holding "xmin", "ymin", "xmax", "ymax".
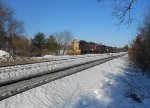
[{"xmin": 6, "ymin": 0, "xmax": 150, "ymax": 47}]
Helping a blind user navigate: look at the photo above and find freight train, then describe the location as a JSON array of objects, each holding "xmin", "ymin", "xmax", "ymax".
[{"xmin": 68, "ymin": 39, "xmax": 118, "ymax": 55}]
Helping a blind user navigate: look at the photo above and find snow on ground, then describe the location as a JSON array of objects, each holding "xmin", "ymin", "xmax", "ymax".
[
  {"xmin": 36, "ymin": 52, "xmax": 124, "ymax": 59},
  {"xmin": 0, "ymin": 50, "xmax": 9, "ymax": 57},
  {"xmin": 0, "ymin": 53, "xmax": 121, "ymax": 85},
  {"xmin": 0, "ymin": 54, "xmax": 149, "ymax": 108},
  {"xmin": 43, "ymin": 55, "xmax": 55, "ymax": 58}
]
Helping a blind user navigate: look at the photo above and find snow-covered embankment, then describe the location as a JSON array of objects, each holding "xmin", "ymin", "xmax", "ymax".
[{"xmin": 1, "ymin": 54, "xmax": 150, "ymax": 108}]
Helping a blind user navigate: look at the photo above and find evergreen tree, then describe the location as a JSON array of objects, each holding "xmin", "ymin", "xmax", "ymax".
[
  {"xmin": 32, "ymin": 32, "xmax": 46, "ymax": 50},
  {"xmin": 46, "ymin": 35, "xmax": 58, "ymax": 54}
]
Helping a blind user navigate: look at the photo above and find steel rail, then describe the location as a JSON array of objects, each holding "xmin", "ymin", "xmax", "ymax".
[
  {"xmin": 0, "ymin": 55, "xmax": 101, "ymax": 68},
  {"xmin": 0, "ymin": 55, "xmax": 114, "ymax": 86},
  {"xmin": 0, "ymin": 54, "xmax": 125, "ymax": 101},
  {"xmin": 0, "ymin": 55, "xmax": 105, "ymax": 85}
]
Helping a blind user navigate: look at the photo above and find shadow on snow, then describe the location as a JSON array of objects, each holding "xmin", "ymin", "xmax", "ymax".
[{"xmin": 62, "ymin": 56, "xmax": 149, "ymax": 108}]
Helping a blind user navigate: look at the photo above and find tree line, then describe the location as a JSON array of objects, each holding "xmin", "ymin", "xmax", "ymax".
[
  {"xmin": 129, "ymin": 11, "xmax": 150, "ymax": 74},
  {"xmin": 31, "ymin": 30, "xmax": 73, "ymax": 56},
  {"xmin": 1, "ymin": 29, "xmax": 73, "ymax": 57},
  {"xmin": 0, "ymin": 0, "xmax": 73, "ymax": 56},
  {"xmin": 99, "ymin": 0, "xmax": 150, "ymax": 72},
  {"xmin": 0, "ymin": 0, "xmax": 25, "ymax": 54}
]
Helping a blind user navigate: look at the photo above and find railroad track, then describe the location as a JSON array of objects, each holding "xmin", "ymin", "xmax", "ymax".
[
  {"xmin": 0, "ymin": 54, "xmax": 125, "ymax": 101},
  {"xmin": 0, "ymin": 54, "xmax": 109, "ymax": 87},
  {"xmin": 0, "ymin": 55, "xmax": 105, "ymax": 73},
  {"xmin": 0, "ymin": 54, "xmax": 104, "ymax": 68}
]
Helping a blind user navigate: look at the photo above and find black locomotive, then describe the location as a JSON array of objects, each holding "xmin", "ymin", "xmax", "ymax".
[{"xmin": 79, "ymin": 40, "xmax": 117, "ymax": 54}]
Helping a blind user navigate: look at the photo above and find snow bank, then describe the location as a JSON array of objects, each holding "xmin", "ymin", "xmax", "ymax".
[
  {"xmin": 0, "ymin": 50, "xmax": 9, "ymax": 57},
  {"xmin": 43, "ymin": 55, "xmax": 54, "ymax": 58}
]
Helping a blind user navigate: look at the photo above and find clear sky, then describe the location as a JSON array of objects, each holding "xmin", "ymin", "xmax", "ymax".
[{"xmin": 5, "ymin": 0, "xmax": 150, "ymax": 47}]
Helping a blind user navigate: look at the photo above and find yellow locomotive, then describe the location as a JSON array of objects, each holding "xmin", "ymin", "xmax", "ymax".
[{"xmin": 68, "ymin": 39, "xmax": 81, "ymax": 55}]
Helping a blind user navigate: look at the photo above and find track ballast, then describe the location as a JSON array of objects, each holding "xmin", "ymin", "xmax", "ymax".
[{"xmin": 0, "ymin": 53, "xmax": 126, "ymax": 101}]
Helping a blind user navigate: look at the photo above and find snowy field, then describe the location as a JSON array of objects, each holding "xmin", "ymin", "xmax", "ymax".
[{"xmin": 0, "ymin": 55, "xmax": 150, "ymax": 108}]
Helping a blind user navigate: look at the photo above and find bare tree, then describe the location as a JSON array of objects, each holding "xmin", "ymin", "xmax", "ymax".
[
  {"xmin": 7, "ymin": 19, "xmax": 24, "ymax": 36},
  {"xmin": 6, "ymin": 18, "xmax": 25, "ymax": 50},
  {"xmin": 54, "ymin": 30, "xmax": 73, "ymax": 55},
  {"xmin": 54, "ymin": 32, "xmax": 63, "ymax": 55},
  {"xmin": 129, "ymin": 10, "xmax": 150, "ymax": 73},
  {"xmin": 0, "ymin": 0, "xmax": 13, "ymax": 49},
  {"xmin": 0, "ymin": 0, "xmax": 13, "ymax": 28},
  {"xmin": 98, "ymin": 0, "xmax": 137, "ymax": 25}
]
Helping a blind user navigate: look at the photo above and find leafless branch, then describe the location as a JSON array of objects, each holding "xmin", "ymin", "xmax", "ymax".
[{"xmin": 98, "ymin": 0, "xmax": 137, "ymax": 25}]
